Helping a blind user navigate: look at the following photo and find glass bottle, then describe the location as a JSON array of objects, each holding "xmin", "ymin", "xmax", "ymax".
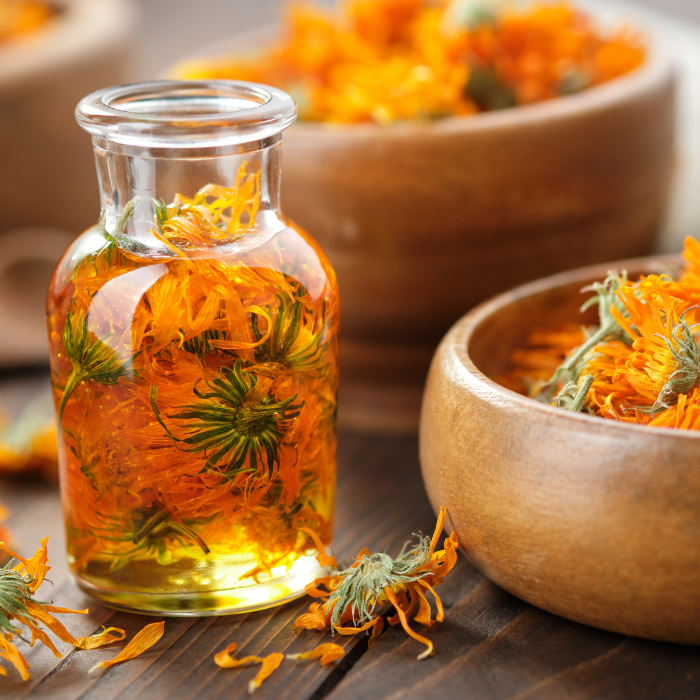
[{"xmin": 47, "ymin": 81, "xmax": 339, "ymax": 615}]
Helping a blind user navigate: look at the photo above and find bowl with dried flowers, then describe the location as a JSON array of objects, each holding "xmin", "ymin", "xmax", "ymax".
[
  {"xmin": 419, "ymin": 237, "xmax": 700, "ymax": 644},
  {"xmin": 172, "ymin": 0, "xmax": 675, "ymax": 434}
]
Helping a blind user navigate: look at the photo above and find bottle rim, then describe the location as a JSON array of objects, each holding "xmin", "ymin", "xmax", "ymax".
[{"xmin": 75, "ymin": 80, "xmax": 297, "ymax": 149}]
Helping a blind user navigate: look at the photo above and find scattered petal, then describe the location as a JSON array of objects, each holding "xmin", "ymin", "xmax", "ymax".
[
  {"xmin": 214, "ymin": 643, "xmax": 264, "ymax": 669},
  {"xmin": 248, "ymin": 652, "xmax": 284, "ymax": 695},
  {"xmin": 287, "ymin": 643, "xmax": 344, "ymax": 666},
  {"xmin": 74, "ymin": 627, "xmax": 126, "ymax": 650},
  {"xmin": 89, "ymin": 621, "xmax": 164, "ymax": 673}
]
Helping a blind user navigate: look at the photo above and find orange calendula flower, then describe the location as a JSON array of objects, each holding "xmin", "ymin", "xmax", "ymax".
[
  {"xmin": 174, "ymin": 0, "xmax": 646, "ymax": 124},
  {"xmin": 0, "ymin": 538, "xmax": 126, "ymax": 680},
  {"xmin": 295, "ymin": 506, "xmax": 458, "ymax": 660},
  {"xmin": 503, "ymin": 237, "xmax": 700, "ymax": 430},
  {"xmin": 89, "ymin": 621, "xmax": 165, "ymax": 674},
  {"xmin": 287, "ymin": 642, "xmax": 345, "ymax": 665}
]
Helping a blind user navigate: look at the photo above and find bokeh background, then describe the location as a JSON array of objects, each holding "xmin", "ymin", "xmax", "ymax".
[{"xmin": 134, "ymin": 0, "xmax": 700, "ymax": 78}]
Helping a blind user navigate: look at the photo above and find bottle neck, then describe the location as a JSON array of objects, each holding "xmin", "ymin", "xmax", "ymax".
[{"xmin": 93, "ymin": 138, "xmax": 284, "ymax": 246}]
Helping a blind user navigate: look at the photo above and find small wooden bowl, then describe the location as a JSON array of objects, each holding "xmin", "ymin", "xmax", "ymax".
[
  {"xmin": 419, "ymin": 257, "xmax": 700, "ymax": 644},
  {"xmin": 173, "ymin": 31, "xmax": 675, "ymax": 434}
]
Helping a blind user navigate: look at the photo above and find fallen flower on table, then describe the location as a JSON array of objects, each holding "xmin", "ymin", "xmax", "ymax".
[
  {"xmin": 0, "ymin": 537, "xmax": 126, "ymax": 680},
  {"xmin": 287, "ymin": 642, "xmax": 345, "ymax": 666},
  {"xmin": 214, "ymin": 643, "xmax": 285, "ymax": 694},
  {"xmin": 296, "ymin": 506, "xmax": 458, "ymax": 659},
  {"xmin": 89, "ymin": 621, "xmax": 165, "ymax": 674}
]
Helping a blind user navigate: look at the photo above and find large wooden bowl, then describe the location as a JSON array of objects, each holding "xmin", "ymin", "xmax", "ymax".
[
  {"xmin": 174, "ymin": 31, "xmax": 675, "ymax": 433},
  {"xmin": 419, "ymin": 256, "xmax": 700, "ymax": 644}
]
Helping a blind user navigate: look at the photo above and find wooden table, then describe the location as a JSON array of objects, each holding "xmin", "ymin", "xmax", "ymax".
[{"xmin": 1, "ymin": 372, "xmax": 699, "ymax": 699}]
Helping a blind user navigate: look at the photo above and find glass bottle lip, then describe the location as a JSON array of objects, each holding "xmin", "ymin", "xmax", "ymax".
[{"xmin": 75, "ymin": 80, "xmax": 297, "ymax": 149}]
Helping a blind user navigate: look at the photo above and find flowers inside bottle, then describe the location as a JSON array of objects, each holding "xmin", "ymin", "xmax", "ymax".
[{"xmin": 46, "ymin": 81, "xmax": 339, "ymax": 614}]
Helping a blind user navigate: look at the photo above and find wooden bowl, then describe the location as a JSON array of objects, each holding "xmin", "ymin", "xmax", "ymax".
[
  {"xmin": 419, "ymin": 256, "xmax": 700, "ymax": 644},
  {"xmin": 174, "ymin": 30, "xmax": 675, "ymax": 434}
]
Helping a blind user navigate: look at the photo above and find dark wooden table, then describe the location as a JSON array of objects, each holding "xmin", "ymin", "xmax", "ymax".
[{"xmin": 1, "ymin": 372, "xmax": 699, "ymax": 699}]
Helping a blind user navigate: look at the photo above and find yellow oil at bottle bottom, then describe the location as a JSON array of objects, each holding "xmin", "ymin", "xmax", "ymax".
[{"xmin": 70, "ymin": 550, "xmax": 325, "ymax": 615}]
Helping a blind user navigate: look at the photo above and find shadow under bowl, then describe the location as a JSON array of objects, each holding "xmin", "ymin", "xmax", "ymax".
[{"xmin": 419, "ymin": 256, "xmax": 700, "ymax": 644}]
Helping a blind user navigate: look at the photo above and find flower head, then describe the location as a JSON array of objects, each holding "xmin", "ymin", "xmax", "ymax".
[{"xmin": 295, "ymin": 507, "xmax": 458, "ymax": 660}]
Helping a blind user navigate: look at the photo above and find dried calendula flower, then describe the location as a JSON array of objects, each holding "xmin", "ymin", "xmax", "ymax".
[
  {"xmin": 0, "ymin": 537, "xmax": 126, "ymax": 680},
  {"xmin": 503, "ymin": 236, "xmax": 700, "ymax": 430},
  {"xmin": 296, "ymin": 507, "xmax": 458, "ymax": 659},
  {"xmin": 89, "ymin": 621, "xmax": 165, "ymax": 674},
  {"xmin": 214, "ymin": 643, "xmax": 285, "ymax": 694},
  {"xmin": 287, "ymin": 642, "xmax": 344, "ymax": 666}
]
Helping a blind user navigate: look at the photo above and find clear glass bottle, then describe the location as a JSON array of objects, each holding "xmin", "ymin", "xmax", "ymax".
[{"xmin": 47, "ymin": 81, "xmax": 339, "ymax": 615}]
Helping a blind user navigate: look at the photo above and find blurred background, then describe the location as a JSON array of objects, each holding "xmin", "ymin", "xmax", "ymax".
[
  {"xmin": 1, "ymin": 0, "xmax": 700, "ymax": 447},
  {"xmin": 135, "ymin": 0, "xmax": 700, "ymax": 78}
]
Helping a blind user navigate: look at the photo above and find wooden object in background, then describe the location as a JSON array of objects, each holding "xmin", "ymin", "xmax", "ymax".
[
  {"xmin": 282, "ymin": 52, "xmax": 675, "ymax": 434},
  {"xmin": 0, "ymin": 0, "xmax": 135, "ymax": 366},
  {"xmin": 419, "ymin": 256, "xmax": 700, "ymax": 644}
]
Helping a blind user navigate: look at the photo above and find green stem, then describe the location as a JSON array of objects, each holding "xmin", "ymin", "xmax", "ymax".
[
  {"xmin": 569, "ymin": 375, "xmax": 594, "ymax": 413},
  {"xmin": 57, "ymin": 370, "xmax": 85, "ymax": 425}
]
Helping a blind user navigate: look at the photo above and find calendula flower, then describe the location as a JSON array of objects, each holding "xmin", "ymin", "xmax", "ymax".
[
  {"xmin": 504, "ymin": 237, "xmax": 700, "ymax": 430},
  {"xmin": 0, "ymin": 538, "xmax": 126, "ymax": 680},
  {"xmin": 295, "ymin": 507, "xmax": 458, "ymax": 660},
  {"xmin": 613, "ymin": 278, "xmax": 700, "ymax": 416},
  {"xmin": 173, "ymin": 0, "xmax": 645, "ymax": 124}
]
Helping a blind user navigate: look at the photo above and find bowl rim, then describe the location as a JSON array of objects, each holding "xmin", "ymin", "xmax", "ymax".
[
  {"xmin": 447, "ymin": 253, "xmax": 700, "ymax": 441},
  {"xmin": 171, "ymin": 22, "xmax": 674, "ymax": 137}
]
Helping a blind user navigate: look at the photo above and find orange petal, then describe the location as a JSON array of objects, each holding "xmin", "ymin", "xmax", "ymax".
[
  {"xmin": 299, "ymin": 527, "xmax": 336, "ymax": 568},
  {"xmin": 294, "ymin": 605, "xmax": 328, "ymax": 631},
  {"xmin": 369, "ymin": 616, "xmax": 384, "ymax": 648},
  {"xmin": 417, "ymin": 579, "xmax": 444, "ymax": 623},
  {"xmin": 24, "ymin": 602, "xmax": 83, "ymax": 646},
  {"xmin": 214, "ymin": 642, "xmax": 264, "ymax": 669},
  {"xmin": 427, "ymin": 507, "xmax": 446, "ymax": 559},
  {"xmin": 350, "ymin": 548, "xmax": 370, "ymax": 568},
  {"xmin": 74, "ymin": 627, "xmax": 126, "ymax": 650},
  {"xmin": 0, "ymin": 634, "xmax": 30, "ymax": 681},
  {"xmin": 304, "ymin": 575, "xmax": 332, "ymax": 598},
  {"xmin": 89, "ymin": 621, "xmax": 164, "ymax": 674},
  {"xmin": 334, "ymin": 616, "xmax": 381, "ymax": 636},
  {"xmin": 248, "ymin": 652, "xmax": 284, "ymax": 694},
  {"xmin": 412, "ymin": 582, "xmax": 435, "ymax": 628},
  {"xmin": 287, "ymin": 642, "xmax": 344, "ymax": 666},
  {"xmin": 384, "ymin": 588, "xmax": 434, "ymax": 660}
]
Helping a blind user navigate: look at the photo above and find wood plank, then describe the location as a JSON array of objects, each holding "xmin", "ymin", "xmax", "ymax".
[
  {"xmin": 2, "ymin": 371, "xmax": 700, "ymax": 699},
  {"xmin": 0, "ymin": 426, "xmax": 432, "ymax": 699}
]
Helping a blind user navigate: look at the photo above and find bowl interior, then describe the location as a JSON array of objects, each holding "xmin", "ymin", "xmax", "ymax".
[{"xmin": 468, "ymin": 259, "xmax": 680, "ymax": 383}]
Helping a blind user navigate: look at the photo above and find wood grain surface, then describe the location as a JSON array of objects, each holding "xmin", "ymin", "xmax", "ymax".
[{"xmin": 1, "ymin": 372, "xmax": 699, "ymax": 699}]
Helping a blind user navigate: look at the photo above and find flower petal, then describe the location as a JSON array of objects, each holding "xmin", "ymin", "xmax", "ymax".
[
  {"xmin": 248, "ymin": 652, "xmax": 284, "ymax": 694},
  {"xmin": 89, "ymin": 621, "xmax": 164, "ymax": 673},
  {"xmin": 74, "ymin": 627, "xmax": 126, "ymax": 650},
  {"xmin": 287, "ymin": 642, "xmax": 344, "ymax": 666},
  {"xmin": 300, "ymin": 527, "xmax": 336, "ymax": 568},
  {"xmin": 214, "ymin": 642, "xmax": 264, "ymax": 669}
]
